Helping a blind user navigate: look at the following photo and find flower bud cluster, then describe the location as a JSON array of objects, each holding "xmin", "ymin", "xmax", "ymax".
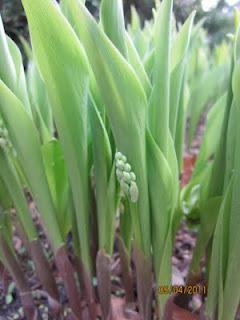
[{"xmin": 115, "ymin": 152, "xmax": 139, "ymax": 203}]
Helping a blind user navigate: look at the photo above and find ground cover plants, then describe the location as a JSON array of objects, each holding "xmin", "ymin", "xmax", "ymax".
[{"xmin": 0, "ymin": 0, "xmax": 239, "ymax": 319}]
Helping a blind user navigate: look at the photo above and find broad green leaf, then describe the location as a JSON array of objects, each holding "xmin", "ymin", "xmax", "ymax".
[
  {"xmin": 0, "ymin": 177, "xmax": 13, "ymax": 210},
  {"xmin": 7, "ymin": 37, "xmax": 32, "ymax": 115},
  {"xmin": 62, "ymin": 0, "xmax": 151, "ymax": 256},
  {"xmin": 149, "ymin": 0, "xmax": 173, "ymax": 156},
  {"xmin": 0, "ymin": 17, "xmax": 16, "ymax": 92},
  {"xmin": 146, "ymin": 130, "xmax": 175, "ymax": 272},
  {"xmin": 100, "ymin": 0, "xmax": 127, "ymax": 57},
  {"xmin": 206, "ymin": 178, "xmax": 233, "ymax": 319},
  {"xmin": 190, "ymin": 196, "xmax": 222, "ymax": 274},
  {"xmin": 128, "ymin": 6, "xmax": 149, "ymax": 59},
  {"xmin": 192, "ymin": 93, "xmax": 227, "ymax": 180},
  {"xmin": 146, "ymin": 130, "xmax": 177, "ymax": 313},
  {"xmin": 0, "ymin": 149, "xmax": 37, "ymax": 241},
  {"xmin": 171, "ymin": 11, "xmax": 196, "ymax": 72},
  {"xmin": 175, "ymin": 75, "xmax": 187, "ymax": 170},
  {"xmin": 19, "ymin": 35, "xmax": 33, "ymax": 60},
  {"xmin": 170, "ymin": 12, "xmax": 195, "ymax": 139},
  {"xmin": 181, "ymin": 94, "xmax": 227, "ymax": 223},
  {"xmin": 221, "ymin": 61, "xmax": 240, "ymax": 320},
  {"xmin": 187, "ymin": 64, "xmax": 230, "ymax": 146},
  {"xmin": 22, "ymin": 0, "xmax": 92, "ymax": 271},
  {"xmin": 207, "ymin": 68, "xmax": 233, "ymax": 199},
  {"xmin": 27, "ymin": 61, "xmax": 53, "ymax": 136},
  {"xmin": 143, "ymin": 49, "xmax": 154, "ymax": 79},
  {"xmin": 89, "ymin": 97, "xmax": 117, "ymax": 253},
  {"xmin": 0, "ymin": 81, "xmax": 63, "ymax": 251},
  {"xmin": 42, "ymin": 140, "xmax": 71, "ymax": 239},
  {"xmin": 224, "ymin": 101, "xmax": 237, "ymax": 189},
  {"xmin": 126, "ymin": 33, "xmax": 152, "ymax": 97}
]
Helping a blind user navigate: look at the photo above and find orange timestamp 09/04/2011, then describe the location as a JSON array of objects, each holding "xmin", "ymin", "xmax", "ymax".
[{"xmin": 157, "ymin": 284, "xmax": 207, "ymax": 295}]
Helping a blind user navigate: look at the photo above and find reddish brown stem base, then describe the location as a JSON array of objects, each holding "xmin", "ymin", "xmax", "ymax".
[
  {"xmin": 133, "ymin": 245, "xmax": 153, "ymax": 320},
  {"xmin": 78, "ymin": 258, "xmax": 97, "ymax": 320},
  {"xmin": 30, "ymin": 239, "xmax": 59, "ymax": 301},
  {"xmin": 96, "ymin": 249, "xmax": 113, "ymax": 320},
  {"xmin": 0, "ymin": 234, "xmax": 37, "ymax": 320},
  {"xmin": 55, "ymin": 246, "xmax": 82, "ymax": 319},
  {"xmin": 118, "ymin": 236, "xmax": 135, "ymax": 303}
]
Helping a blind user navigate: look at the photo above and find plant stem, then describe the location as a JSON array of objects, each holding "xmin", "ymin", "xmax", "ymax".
[
  {"xmin": 118, "ymin": 236, "xmax": 134, "ymax": 303},
  {"xmin": 96, "ymin": 249, "xmax": 113, "ymax": 320},
  {"xmin": 78, "ymin": 257, "xmax": 97, "ymax": 320},
  {"xmin": 119, "ymin": 201, "xmax": 134, "ymax": 303},
  {"xmin": 0, "ymin": 233, "xmax": 37, "ymax": 320},
  {"xmin": 55, "ymin": 245, "xmax": 82, "ymax": 319},
  {"xmin": 29, "ymin": 239, "xmax": 59, "ymax": 301},
  {"xmin": 133, "ymin": 244, "xmax": 153, "ymax": 320}
]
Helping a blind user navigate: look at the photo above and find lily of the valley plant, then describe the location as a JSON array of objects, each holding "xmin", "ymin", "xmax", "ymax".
[{"xmin": 0, "ymin": 0, "xmax": 238, "ymax": 320}]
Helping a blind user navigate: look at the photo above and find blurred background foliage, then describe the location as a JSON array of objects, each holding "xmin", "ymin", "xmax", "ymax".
[{"xmin": 0, "ymin": 0, "xmax": 238, "ymax": 49}]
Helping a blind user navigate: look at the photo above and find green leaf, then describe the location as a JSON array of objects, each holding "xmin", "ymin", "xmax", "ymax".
[
  {"xmin": 27, "ymin": 61, "xmax": 53, "ymax": 137},
  {"xmin": 170, "ymin": 12, "xmax": 195, "ymax": 139},
  {"xmin": 146, "ymin": 130, "xmax": 175, "ymax": 271},
  {"xmin": 89, "ymin": 97, "xmax": 117, "ymax": 253},
  {"xmin": 190, "ymin": 196, "xmax": 222, "ymax": 274},
  {"xmin": 0, "ymin": 149, "xmax": 37, "ymax": 241},
  {"xmin": 0, "ymin": 17, "xmax": 16, "ymax": 93},
  {"xmin": 171, "ymin": 11, "xmax": 196, "ymax": 72},
  {"xmin": 187, "ymin": 64, "xmax": 230, "ymax": 146},
  {"xmin": 42, "ymin": 140, "xmax": 71, "ymax": 238},
  {"xmin": 192, "ymin": 93, "xmax": 227, "ymax": 180},
  {"xmin": 7, "ymin": 37, "xmax": 32, "ymax": 115},
  {"xmin": 100, "ymin": 0, "xmax": 127, "ymax": 57},
  {"xmin": 0, "ymin": 176, "xmax": 13, "ymax": 210},
  {"xmin": 146, "ymin": 130, "xmax": 177, "ymax": 313},
  {"xmin": 126, "ymin": 33, "xmax": 152, "ymax": 97},
  {"xmin": 0, "ymin": 81, "xmax": 63, "ymax": 251},
  {"xmin": 22, "ymin": 0, "xmax": 92, "ymax": 271},
  {"xmin": 221, "ymin": 59, "xmax": 240, "ymax": 320},
  {"xmin": 62, "ymin": 0, "xmax": 151, "ymax": 256},
  {"xmin": 148, "ymin": 0, "xmax": 173, "ymax": 156},
  {"xmin": 206, "ymin": 178, "xmax": 233, "ymax": 320}
]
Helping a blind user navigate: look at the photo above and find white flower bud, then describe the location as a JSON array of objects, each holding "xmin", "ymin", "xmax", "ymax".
[
  {"xmin": 129, "ymin": 181, "xmax": 139, "ymax": 203},
  {"xmin": 119, "ymin": 202, "xmax": 125, "ymax": 214},
  {"xmin": 123, "ymin": 171, "xmax": 131, "ymax": 182},
  {"xmin": 3, "ymin": 128, "xmax": 8, "ymax": 137},
  {"xmin": 115, "ymin": 152, "xmax": 123, "ymax": 161},
  {"xmin": 124, "ymin": 163, "xmax": 131, "ymax": 172},
  {"xmin": 120, "ymin": 181, "xmax": 130, "ymax": 194},
  {"xmin": 116, "ymin": 160, "xmax": 125, "ymax": 170},
  {"xmin": 130, "ymin": 172, "xmax": 136, "ymax": 181},
  {"xmin": 121, "ymin": 155, "xmax": 127, "ymax": 162},
  {"xmin": 0, "ymin": 137, "xmax": 6, "ymax": 145},
  {"xmin": 116, "ymin": 168, "xmax": 123, "ymax": 180}
]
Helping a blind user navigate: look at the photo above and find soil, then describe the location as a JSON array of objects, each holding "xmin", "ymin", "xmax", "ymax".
[{"xmin": 0, "ymin": 209, "xmax": 199, "ymax": 320}]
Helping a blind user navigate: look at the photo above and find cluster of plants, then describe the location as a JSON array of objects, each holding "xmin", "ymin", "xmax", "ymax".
[{"xmin": 0, "ymin": 0, "xmax": 239, "ymax": 319}]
